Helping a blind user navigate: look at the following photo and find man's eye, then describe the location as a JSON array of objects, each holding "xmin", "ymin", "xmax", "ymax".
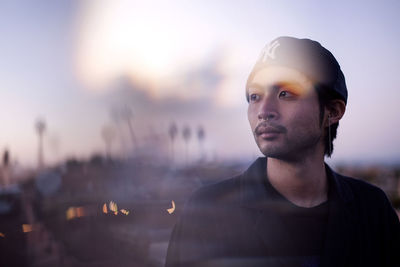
[
  {"xmin": 250, "ymin": 94, "xmax": 260, "ymax": 102},
  {"xmin": 278, "ymin": 91, "xmax": 295, "ymax": 99}
]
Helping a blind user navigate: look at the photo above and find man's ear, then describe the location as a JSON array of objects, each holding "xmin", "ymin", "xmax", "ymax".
[{"xmin": 325, "ymin": 99, "xmax": 346, "ymax": 126}]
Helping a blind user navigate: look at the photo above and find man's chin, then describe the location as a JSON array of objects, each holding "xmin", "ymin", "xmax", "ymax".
[
  {"xmin": 257, "ymin": 143, "xmax": 294, "ymax": 159},
  {"xmin": 258, "ymin": 145, "xmax": 284, "ymax": 158}
]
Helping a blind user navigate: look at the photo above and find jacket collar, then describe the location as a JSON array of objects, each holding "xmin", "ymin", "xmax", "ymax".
[
  {"xmin": 239, "ymin": 157, "xmax": 354, "ymax": 210},
  {"xmin": 239, "ymin": 157, "xmax": 358, "ymax": 267}
]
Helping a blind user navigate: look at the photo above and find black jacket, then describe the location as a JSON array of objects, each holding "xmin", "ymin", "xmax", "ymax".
[{"xmin": 166, "ymin": 158, "xmax": 400, "ymax": 267}]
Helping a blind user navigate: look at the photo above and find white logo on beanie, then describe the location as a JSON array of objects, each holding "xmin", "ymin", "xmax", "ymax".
[{"xmin": 259, "ymin": 40, "xmax": 280, "ymax": 62}]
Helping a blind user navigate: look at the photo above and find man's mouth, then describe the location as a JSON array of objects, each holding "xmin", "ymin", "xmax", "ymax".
[
  {"xmin": 258, "ymin": 129, "xmax": 281, "ymax": 139},
  {"xmin": 255, "ymin": 123, "xmax": 286, "ymax": 138}
]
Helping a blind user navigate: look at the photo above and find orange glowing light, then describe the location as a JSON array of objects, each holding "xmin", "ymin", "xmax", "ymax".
[
  {"xmin": 0, "ymin": 232, "xmax": 5, "ymax": 238},
  {"xmin": 76, "ymin": 207, "xmax": 85, "ymax": 217},
  {"xmin": 109, "ymin": 201, "xmax": 118, "ymax": 213},
  {"xmin": 103, "ymin": 203, "xmax": 108, "ymax": 214},
  {"xmin": 66, "ymin": 206, "xmax": 85, "ymax": 220},
  {"xmin": 167, "ymin": 200, "xmax": 176, "ymax": 214},
  {"xmin": 66, "ymin": 207, "xmax": 76, "ymax": 220},
  {"xmin": 120, "ymin": 209, "xmax": 129, "ymax": 215},
  {"xmin": 22, "ymin": 224, "xmax": 33, "ymax": 233}
]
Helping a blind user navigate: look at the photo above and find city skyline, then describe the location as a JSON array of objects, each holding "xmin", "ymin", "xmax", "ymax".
[{"xmin": 1, "ymin": 0, "xmax": 400, "ymax": 167}]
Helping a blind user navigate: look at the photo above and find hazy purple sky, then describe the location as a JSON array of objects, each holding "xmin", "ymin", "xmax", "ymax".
[{"xmin": 1, "ymin": 0, "xmax": 400, "ymax": 167}]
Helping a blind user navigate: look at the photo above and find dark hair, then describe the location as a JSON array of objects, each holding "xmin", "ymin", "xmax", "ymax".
[{"xmin": 315, "ymin": 85, "xmax": 343, "ymax": 157}]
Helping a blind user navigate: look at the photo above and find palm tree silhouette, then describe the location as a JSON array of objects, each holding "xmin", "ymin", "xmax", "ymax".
[
  {"xmin": 35, "ymin": 118, "xmax": 46, "ymax": 170},
  {"xmin": 101, "ymin": 125, "xmax": 116, "ymax": 160},
  {"xmin": 197, "ymin": 125, "xmax": 205, "ymax": 161},
  {"xmin": 169, "ymin": 122, "xmax": 178, "ymax": 164},
  {"xmin": 182, "ymin": 125, "xmax": 191, "ymax": 165}
]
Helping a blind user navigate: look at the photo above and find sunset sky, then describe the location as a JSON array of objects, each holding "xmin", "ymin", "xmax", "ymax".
[{"xmin": 1, "ymin": 0, "xmax": 400, "ymax": 167}]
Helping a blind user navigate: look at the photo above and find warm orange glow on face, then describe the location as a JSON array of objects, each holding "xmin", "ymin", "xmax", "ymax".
[
  {"xmin": 0, "ymin": 232, "xmax": 5, "ymax": 238},
  {"xmin": 247, "ymin": 66, "xmax": 314, "ymax": 100}
]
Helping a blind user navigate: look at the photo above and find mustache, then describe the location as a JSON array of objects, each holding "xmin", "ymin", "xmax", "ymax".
[{"xmin": 255, "ymin": 122, "xmax": 287, "ymax": 135}]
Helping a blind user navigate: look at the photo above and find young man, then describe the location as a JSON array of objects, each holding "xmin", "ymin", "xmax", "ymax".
[{"xmin": 165, "ymin": 37, "xmax": 400, "ymax": 267}]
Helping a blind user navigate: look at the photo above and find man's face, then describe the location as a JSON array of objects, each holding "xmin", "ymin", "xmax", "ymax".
[{"xmin": 247, "ymin": 66, "xmax": 324, "ymax": 161}]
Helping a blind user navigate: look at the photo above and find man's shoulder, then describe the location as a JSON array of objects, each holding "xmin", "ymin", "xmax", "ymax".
[{"xmin": 334, "ymin": 171, "xmax": 389, "ymax": 205}]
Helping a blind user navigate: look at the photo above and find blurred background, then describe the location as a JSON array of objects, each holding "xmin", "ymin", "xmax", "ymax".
[{"xmin": 1, "ymin": 0, "xmax": 400, "ymax": 266}]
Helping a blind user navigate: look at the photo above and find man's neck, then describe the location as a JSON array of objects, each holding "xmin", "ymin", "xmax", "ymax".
[{"xmin": 266, "ymin": 153, "xmax": 328, "ymax": 208}]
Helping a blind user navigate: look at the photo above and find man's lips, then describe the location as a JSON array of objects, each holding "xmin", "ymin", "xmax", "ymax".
[
  {"xmin": 255, "ymin": 123, "xmax": 287, "ymax": 137},
  {"xmin": 258, "ymin": 130, "xmax": 281, "ymax": 139},
  {"xmin": 257, "ymin": 127, "xmax": 282, "ymax": 134}
]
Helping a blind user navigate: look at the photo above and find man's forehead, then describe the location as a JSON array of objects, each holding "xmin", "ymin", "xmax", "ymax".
[
  {"xmin": 247, "ymin": 66, "xmax": 314, "ymax": 92},
  {"xmin": 245, "ymin": 36, "xmax": 348, "ymax": 103}
]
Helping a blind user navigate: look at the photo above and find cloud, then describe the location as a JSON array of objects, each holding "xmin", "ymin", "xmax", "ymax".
[
  {"xmin": 92, "ymin": 52, "xmax": 256, "ymax": 162},
  {"xmin": 103, "ymin": 50, "xmax": 231, "ymax": 118}
]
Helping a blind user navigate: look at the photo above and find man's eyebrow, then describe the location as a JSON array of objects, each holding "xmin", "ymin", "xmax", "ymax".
[
  {"xmin": 247, "ymin": 80, "xmax": 301, "ymax": 88},
  {"xmin": 275, "ymin": 81, "xmax": 302, "ymax": 88}
]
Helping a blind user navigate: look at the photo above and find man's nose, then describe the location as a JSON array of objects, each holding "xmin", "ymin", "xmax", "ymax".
[{"xmin": 257, "ymin": 96, "xmax": 279, "ymax": 121}]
